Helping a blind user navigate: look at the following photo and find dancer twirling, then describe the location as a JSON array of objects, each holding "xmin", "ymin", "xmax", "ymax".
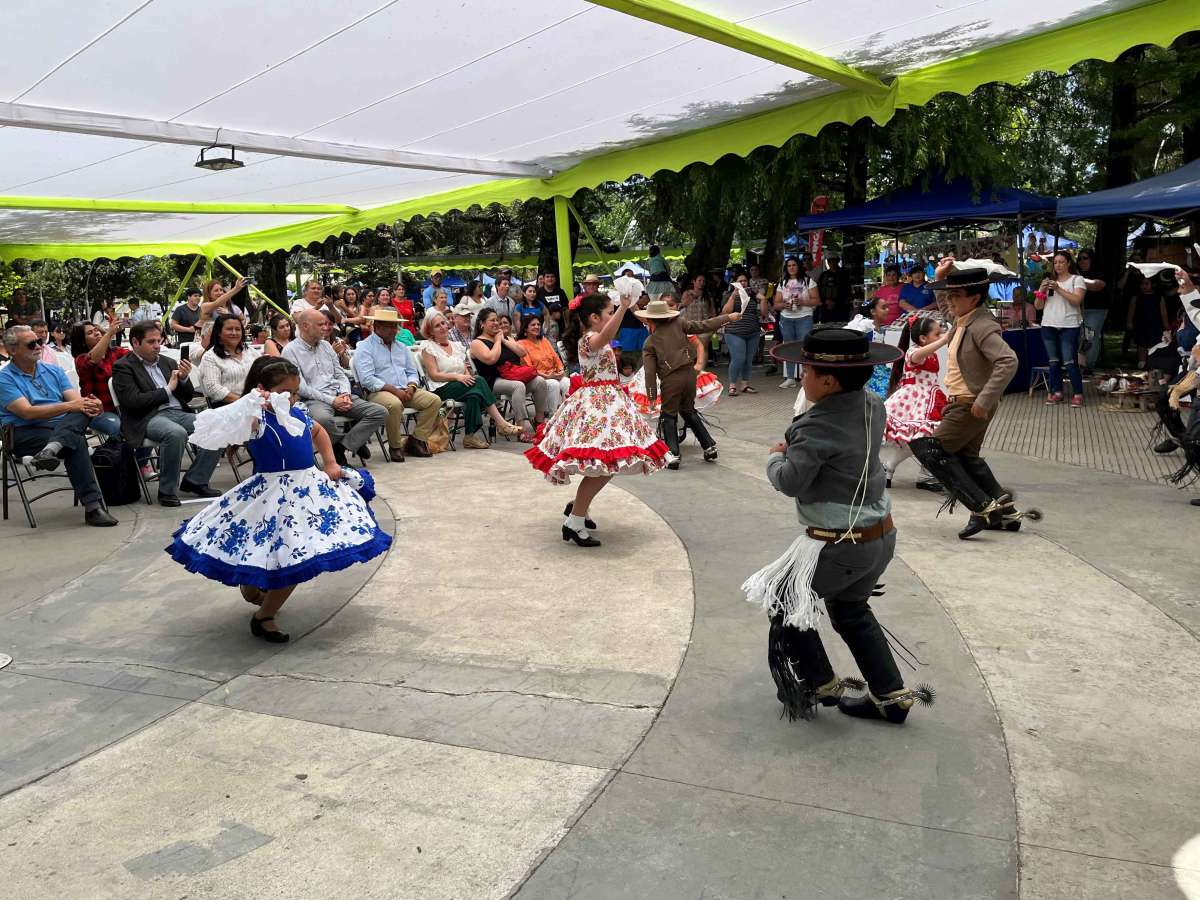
[
  {"xmin": 526, "ymin": 292, "xmax": 671, "ymax": 547},
  {"xmin": 908, "ymin": 262, "xmax": 1038, "ymax": 539},
  {"xmin": 879, "ymin": 315, "xmax": 951, "ymax": 490},
  {"xmin": 636, "ymin": 298, "xmax": 736, "ymax": 469},
  {"xmin": 167, "ymin": 357, "xmax": 391, "ymax": 643},
  {"xmin": 744, "ymin": 327, "xmax": 933, "ymax": 724}
]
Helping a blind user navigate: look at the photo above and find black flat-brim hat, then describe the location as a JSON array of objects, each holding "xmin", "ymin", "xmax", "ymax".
[
  {"xmin": 927, "ymin": 266, "xmax": 997, "ymax": 290},
  {"xmin": 771, "ymin": 326, "xmax": 903, "ymax": 367}
]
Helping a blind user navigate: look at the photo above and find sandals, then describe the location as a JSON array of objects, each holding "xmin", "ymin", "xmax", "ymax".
[
  {"xmin": 728, "ymin": 387, "xmax": 739, "ymax": 397},
  {"xmin": 497, "ymin": 421, "xmax": 522, "ymax": 438},
  {"xmin": 742, "ymin": 385, "xmax": 759, "ymax": 394}
]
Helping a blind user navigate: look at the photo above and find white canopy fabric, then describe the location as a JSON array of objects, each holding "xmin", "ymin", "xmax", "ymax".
[{"xmin": 0, "ymin": 0, "xmax": 1195, "ymax": 260}]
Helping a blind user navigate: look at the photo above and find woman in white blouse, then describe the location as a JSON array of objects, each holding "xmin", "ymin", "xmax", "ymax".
[
  {"xmin": 198, "ymin": 314, "xmax": 259, "ymax": 406},
  {"xmin": 1035, "ymin": 249, "xmax": 1087, "ymax": 407},
  {"xmin": 418, "ymin": 312, "xmax": 520, "ymax": 449}
]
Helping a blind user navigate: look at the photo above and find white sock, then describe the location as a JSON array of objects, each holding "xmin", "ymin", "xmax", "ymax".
[{"xmin": 565, "ymin": 513, "xmax": 589, "ymax": 536}]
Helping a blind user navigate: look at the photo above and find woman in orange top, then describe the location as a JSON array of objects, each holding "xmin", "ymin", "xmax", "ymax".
[{"xmin": 518, "ymin": 315, "xmax": 570, "ymax": 412}]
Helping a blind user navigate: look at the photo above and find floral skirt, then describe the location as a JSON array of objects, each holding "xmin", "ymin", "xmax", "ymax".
[
  {"xmin": 526, "ymin": 383, "xmax": 671, "ymax": 485},
  {"xmin": 166, "ymin": 467, "xmax": 391, "ymax": 590}
]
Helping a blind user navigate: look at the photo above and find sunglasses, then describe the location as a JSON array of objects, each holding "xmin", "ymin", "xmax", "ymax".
[{"xmin": 22, "ymin": 339, "xmax": 44, "ymax": 350}]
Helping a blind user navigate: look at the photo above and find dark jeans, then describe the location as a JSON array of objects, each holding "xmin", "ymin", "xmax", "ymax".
[
  {"xmin": 9, "ymin": 412, "xmax": 102, "ymax": 509},
  {"xmin": 1040, "ymin": 325, "xmax": 1084, "ymax": 396},
  {"xmin": 781, "ymin": 531, "xmax": 903, "ymax": 696}
]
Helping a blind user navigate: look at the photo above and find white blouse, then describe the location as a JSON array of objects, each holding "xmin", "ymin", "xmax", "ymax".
[
  {"xmin": 1041, "ymin": 275, "xmax": 1086, "ymax": 329},
  {"xmin": 420, "ymin": 339, "xmax": 471, "ymax": 380},
  {"xmin": 198, "ymin": 346, "xmax": 260, "ymax": 403}
]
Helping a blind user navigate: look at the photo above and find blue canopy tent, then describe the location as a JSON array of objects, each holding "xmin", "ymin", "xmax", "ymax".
[
  {"xmin": 794, "ymin": 175, "xmax": 1057, "ymax": 233},
  {"xmin": 1057, "ymin": 159, "xmax": 1200, "ymax": 222}
]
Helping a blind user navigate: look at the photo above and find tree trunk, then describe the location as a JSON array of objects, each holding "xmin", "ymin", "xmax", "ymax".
[
  {"xmin": 1174, "ymin": 34, "xmax": 1200, "ymax": 250},
  {"xmin": 842, "ymin": 119, "xmax": 871, "ymax": 304},
  {"xmin": 683, "ymin": 158, "xmax": 739, "ymax": 286},
  {"xmin": 1096, "ymin": 46, "xmax": 1143, "ymax": 326}
]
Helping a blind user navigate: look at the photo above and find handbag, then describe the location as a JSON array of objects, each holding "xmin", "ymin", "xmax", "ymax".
[
  {"xmin": 498, "ymin": 361, "xmax": 538, "ymax": 383},
  {"xmin": 426, "ymin": 415, "xmax": 451, "ymax": 454}
]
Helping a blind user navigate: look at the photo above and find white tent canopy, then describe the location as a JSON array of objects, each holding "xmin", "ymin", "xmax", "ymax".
[{"xmin": 0, "ymin": 0, "xmax": 1194, "ymax": 260}]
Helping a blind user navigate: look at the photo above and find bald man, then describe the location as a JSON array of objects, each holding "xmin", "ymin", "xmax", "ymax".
[{"xmin": 282, "ymin": 309, "xmax": 386, "ymax": 464}]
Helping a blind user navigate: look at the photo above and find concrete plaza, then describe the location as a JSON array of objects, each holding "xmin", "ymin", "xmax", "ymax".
[{"xmin": 1, "ymin": 382, "xmax": 1198, "ymax": 899}]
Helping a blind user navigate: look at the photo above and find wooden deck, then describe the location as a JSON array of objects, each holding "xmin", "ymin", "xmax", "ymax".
[{"xmin": 985, "ymin": 382, "xmax": 1197, "ymax": 493}]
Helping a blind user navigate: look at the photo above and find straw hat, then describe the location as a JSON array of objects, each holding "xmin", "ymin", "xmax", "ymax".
[
  {"xmin": 363, "ymin": 307, "xmax": 409, "ymax": 324},
  {"xmin": 633, "ymin": 299, "xmax": 680, "ymax": 320},
  {"xmin": 581, "ymin": 273, "xmax": 603, "ymax": 286}
]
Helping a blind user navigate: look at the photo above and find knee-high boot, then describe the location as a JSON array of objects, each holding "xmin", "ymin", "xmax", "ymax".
[
  {"xmin": 959, "ymin": 455, "xmax": 1021, "ymax": 533},
  {"xmin": 681, "ymin": 409, "xmax": 718, "ymax": 460},
  {"xmin": 908, "ymin": 437, "xmax": 1001, "ymax": 539},
  {"xmin": 768, "ymin": 615, "xmax": 840, "ymax": 721},
  {"xmin": 660, "ymin": 413, "xmax": 681, "ymax": 469}
]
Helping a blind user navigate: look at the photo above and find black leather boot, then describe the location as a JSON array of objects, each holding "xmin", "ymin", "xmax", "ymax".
[
  {"xmin": 908, "ymin": 438, "xmax": 999, "ymax": 539},
  {"xmin": 682, "ymin": 410, "xmax": 716, "ymax": 457},
  {"xmin": 960, "ymin": 456, "xmax": 1021, "ymax": 532},
  {"xmin": 660, "ymin": 414, "xmax": 682, "ymax": 469}
]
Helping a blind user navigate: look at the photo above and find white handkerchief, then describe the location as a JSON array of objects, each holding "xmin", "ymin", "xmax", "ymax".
[{"xmin": 269, "ymin": 393, "xmax": 305, "ymax": 435}]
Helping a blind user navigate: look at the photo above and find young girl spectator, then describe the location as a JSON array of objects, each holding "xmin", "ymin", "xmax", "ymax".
[
  {"xmin": 872, "ymin": 265, "xmax": 903, "ymax": 326},
  {"xmin": 526, "ymin": 292, "xmax": 670, "ymax": 547},
  {"xmin": 846, "ymin": 297, "xmax": 894, "ymax": 398},
  {"xmin": 167, "ymin": 357, "xmax": 390, "ymax": 643},
  {"xmin": 1125, "ymin": 272, "xmax": 1170, "ymax": 370}
]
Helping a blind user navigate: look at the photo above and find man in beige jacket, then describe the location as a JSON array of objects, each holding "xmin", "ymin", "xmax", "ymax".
[{"xmin": 909, "ymin": 262, "xmax": 1026, "ymax": 539}]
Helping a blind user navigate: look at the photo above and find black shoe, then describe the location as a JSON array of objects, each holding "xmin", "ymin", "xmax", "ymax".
[
  {"xmin": 562, "ymin": 525, "xmax": 601, "ymax": 547},
  {"xmin": 250, "ymin": 614, "xmax": 289, "ymax": 643},
  {"xmin": 914, "ymin": 478, "xmax": 943, "ymax": 493},
  {"xmin": 1191, "ymin": 498, "xmax": 1200, "ymax": 507},
  {"xmin": 180, "ymin": 480, "xmax": 220, "ymax": 498},
  {"xmin": 563, "ymin": 502, "xmax": 596, "ymax": 530},
  {"xmin": 24, "ymin": 447, "xmax": 62, "ymax": 473},
  {"xmin": 958, "ymin": 513, "xmax": 994, "ymax": 540},
  {"xmin": 332, "ymin": 442, "xmax": 348, "ymax": 466},
  {"xmin": 157, "ymin": 493, "xmax": 181, "ymax": 508},
  {"xmin": 836, "ymin": 693, "xmax": 909, "ymax": 724},
  {"xmin": 355, "ymin": 444, "xmax": 372, "ymax": 462},
  {"xmin": 703, "ymin": 446, "xmax": 718, "ymax": 462},
  {"xmin": 667, "ymin": 458, "xmax": 681, "ymax": 470},
  {"xmin": 1154, "ymin": 439, "xmax": 1181, "ymax": 454},
  {"xmin": 84, "ymin": 507, "xmax": 119, "ymax": 527}
]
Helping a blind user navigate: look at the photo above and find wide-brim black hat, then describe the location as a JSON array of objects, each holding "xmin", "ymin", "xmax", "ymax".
[
  {"xmin": 771, "ymin": 326, "xmax": 903, "ymax": 367},
  {"xmin": 927, "ymin": 266, "xmax": 1000, "ymax": 290}
]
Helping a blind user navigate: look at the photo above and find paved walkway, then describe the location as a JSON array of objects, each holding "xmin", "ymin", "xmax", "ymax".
[{"xmin": 1, "ymin": 378, "xmax": 1198, "ymax": 899}]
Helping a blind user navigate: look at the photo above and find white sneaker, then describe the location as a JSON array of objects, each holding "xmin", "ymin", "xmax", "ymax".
[{"xmin": 779, "ymin": 378, "xmax": 797, "ymax": 388}]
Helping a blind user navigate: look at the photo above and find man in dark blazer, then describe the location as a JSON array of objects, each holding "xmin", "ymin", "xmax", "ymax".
[{"xmin": 112, "ymin": 321, "xmax": 220, "ymax": 507}]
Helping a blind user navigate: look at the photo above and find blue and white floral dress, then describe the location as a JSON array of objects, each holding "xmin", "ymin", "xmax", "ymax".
[{"xmin": 167, "ymin": 406, "xmax": 391, "ymax": 590}]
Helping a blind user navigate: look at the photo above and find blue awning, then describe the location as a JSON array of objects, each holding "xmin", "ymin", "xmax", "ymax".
[
  {"xmin": 1056, "ymin": 160, "xmax": 1200, "ymax": 221},
  {"xmin": 795, "ymin": 175, "xmax": 1056, "ymax": 232}
]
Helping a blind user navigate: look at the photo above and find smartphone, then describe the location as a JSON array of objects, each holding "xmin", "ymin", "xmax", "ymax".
[{"xmin": 180, "ymin": 344, "xmax": 190, "ymax": 362}]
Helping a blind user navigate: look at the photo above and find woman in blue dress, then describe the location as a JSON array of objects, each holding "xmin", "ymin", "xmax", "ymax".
[{"xmin": 167, "ymin": 357, "xmax": 391, "ymax": 643}]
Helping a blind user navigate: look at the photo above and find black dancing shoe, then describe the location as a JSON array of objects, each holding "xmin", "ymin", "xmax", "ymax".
[
  {"xmin": 563, "ymin": 502, "xmax": 596, "ymax": 530},
  {"xmin": 837, "ymin": 685, "xmax": 934, "ymax": 725},
  {"xmin": 562, "ymin": 525, "xmax": 601, "ymax": 547},
  {"xmin": 250, "ymin": 614, "xmax": 289, "ymax": 643},
  {"xmin": 958, "ymin": 514, "xmax": 990, "ymax": 540},
  {"xmin": 703, "ymin": 446, "xmax": 718, "ymax": 462}
]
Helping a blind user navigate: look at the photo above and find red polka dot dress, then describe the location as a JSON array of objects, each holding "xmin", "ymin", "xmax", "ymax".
[{"xmin": 884, "ymin": 350, "xmax": 947, "ymax": 445}]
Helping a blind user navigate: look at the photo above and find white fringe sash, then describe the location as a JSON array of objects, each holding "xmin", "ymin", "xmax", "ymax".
[{"xmin": 741, "ymin": 532, "xmax": 826, "ymax": 630}]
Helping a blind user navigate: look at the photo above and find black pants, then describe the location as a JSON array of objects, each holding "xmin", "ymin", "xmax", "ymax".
[
  {"xmin": 779, "ymin": 531, "xmax": 903, "ymax": 696},
  {"xmin": 9, "ymin": 412, "xmax": 102, "ymax": 508}
]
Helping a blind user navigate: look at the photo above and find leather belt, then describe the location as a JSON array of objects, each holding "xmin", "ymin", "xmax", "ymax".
[
  {"xmin": 948, "ymin": 394, "xmax": 976, "ymax": 405},
  {"xmin": 806, "ymin": 514, "xmax": 894, "ymax": 544}
]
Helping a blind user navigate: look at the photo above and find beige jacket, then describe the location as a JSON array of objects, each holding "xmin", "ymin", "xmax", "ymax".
[
  {"xmin": 642, "ymin": 315, "xmax": 727, "ymax": 402},
  {"xmin": 952, "ymin": 308, "xmax": 1017, "ymax": 412}
]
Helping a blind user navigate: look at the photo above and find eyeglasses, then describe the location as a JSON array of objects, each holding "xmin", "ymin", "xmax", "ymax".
[{"xmin": 22, "ymin": 339, "xmax": 44, "ymax": 349}]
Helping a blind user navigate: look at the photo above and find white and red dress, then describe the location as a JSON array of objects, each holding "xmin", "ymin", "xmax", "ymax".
[
  {"xmin": 884, "ymin": 349, "xmax": 947, "ymax": 444},
  {"xmin": 629, "ymin": 337, "xmax": 723, "ymax": 416},
  {"xmin": 527, "ymin": 334, "xmax": 671, "ymax": 485}
]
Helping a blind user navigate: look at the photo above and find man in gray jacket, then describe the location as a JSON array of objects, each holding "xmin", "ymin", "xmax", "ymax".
[
  {"xmin": 745, "ymin": 327, "xmax": 933, "ymax": 725},
  {"xmin": 910, "ymin": 262, "xmax": 1029, "ymax": 539}
]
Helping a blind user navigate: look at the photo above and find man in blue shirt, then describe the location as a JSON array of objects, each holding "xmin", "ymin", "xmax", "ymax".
[
  {"xmin": 352, "ymin": 307, "xmax": 441, "ymax": 460},
  {"xmin": 422, "ymin": 269, "xmax": 448, "ymax": 309},
  {"xmin": 0, "ymin": 324, "xmax": 117, "ymax": 526},
  {"xmin": 898, "ymin": 267, "xmax": 935, "ymax": 313}
]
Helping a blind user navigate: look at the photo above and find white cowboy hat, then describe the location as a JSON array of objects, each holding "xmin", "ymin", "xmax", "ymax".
[{"xmin": 633, "ymin": 299, "xmax": 681, "ymax": 320}]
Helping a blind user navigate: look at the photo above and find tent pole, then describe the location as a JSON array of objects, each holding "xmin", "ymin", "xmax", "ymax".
[
  {"xmin": 162, "ymin": 254, "xmax": 203, "ymax": 326},
  {"xmin": 553, "ymin": 196, "xmax": 574, "ymax": 296},
  {"xmin": 1016, "ymin": 215, "xmax": 1026, "ymax": 327},
  {"xmin": 213, "ymin": 256, "xmax": 290, "ymax": 320},
  {"xmin": 566, "ymin": 198, "xmax": 617, "ymax": 273}
]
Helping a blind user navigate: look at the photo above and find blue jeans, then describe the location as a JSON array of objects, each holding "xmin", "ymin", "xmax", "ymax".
[
  {"xmin": 1041, "ymin": 325, "xmax": 1083, "ymax": 396},
  {"xmin": 1081, "ymin": 309, "xmax": 1107, "ymax": 369},
  {"xmin": 144, "ymin": 407, "xmax": 220, "ymax": 496},
  {"xmin": 726, "ymin": 332, "xmax": 759, "ymax": 385},
  {"xmin": 776, "ymin": 316, "xmax": 813, "ymax": 379}
]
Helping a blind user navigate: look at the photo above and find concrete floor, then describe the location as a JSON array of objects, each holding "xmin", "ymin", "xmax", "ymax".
[{"xmin": 1, "ymin": 377, "xmax": 1198, "ymax": 899}]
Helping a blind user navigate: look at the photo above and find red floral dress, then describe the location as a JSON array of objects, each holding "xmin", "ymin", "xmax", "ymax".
[
  {"xmin": 884, "ymin": 349, "xmax": 947, "ymax": 444},
  {"xmin": 527, "ymin": 334, "xmax": 670, "ymax": 484}
]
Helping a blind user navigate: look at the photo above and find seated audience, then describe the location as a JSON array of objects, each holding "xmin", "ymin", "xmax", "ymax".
[
  {"xmin": 419, "ymin": 312, "xmax": 520, "ymax": 449},
  {"xmin": 352, "ymin": 307, "xmax": 441, "ymax": 461},
  {"xmin": 197, "ymin": 314, "xmax": 258, "ymax": 406},
  {"xmin": 517, "ymin": 315, "xmax": 570, "ymax": 412},
  {"xmin": 112, "ymin": 321, "xmax": 221, "ymax": 507},
  {"xmin": 470, "ymin": 308, "xmax": 549, "ymax": 442},
  {"xmin": 263, "ymin": 313, "xmax": 294, "ymax": 357},
  {"xmin": 0, "ymin": 324, "xmax": 118, "ymax": 526},
  {"xmin": 71, "ymin": 319, "xmax": 128, "ymax": 440},
  {"xmin": 282, "ymin": 309, "xmax": 386, "ymax": 465}
]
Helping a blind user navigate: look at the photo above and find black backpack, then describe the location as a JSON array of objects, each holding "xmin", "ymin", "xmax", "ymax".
[{"xmin": 92, "ymin": 439, "xmax": 142, "ymax": 506}]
